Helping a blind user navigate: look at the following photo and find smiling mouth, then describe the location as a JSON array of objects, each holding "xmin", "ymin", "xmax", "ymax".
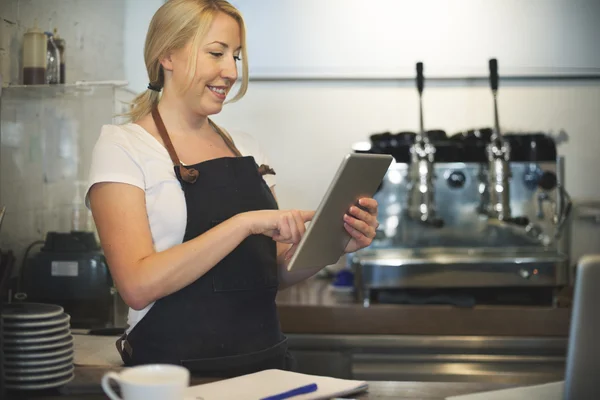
[{"xmin": 207, "ymin": 86, "xmax": 227, "ymax": 95}]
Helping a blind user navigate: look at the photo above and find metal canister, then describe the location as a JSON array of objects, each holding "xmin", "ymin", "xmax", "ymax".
[
  {"xmin": 23, "ymin": 24, "xmax": 47, "ymax": 85},
  {"xmin": 53, "ymin": 28, "xmax": 66, "ymax": 84}
]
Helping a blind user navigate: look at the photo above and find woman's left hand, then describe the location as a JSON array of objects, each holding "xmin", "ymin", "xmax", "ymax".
[{"xmin": 343, "ymin": 198, "xmax": 379, "ymax": 254}]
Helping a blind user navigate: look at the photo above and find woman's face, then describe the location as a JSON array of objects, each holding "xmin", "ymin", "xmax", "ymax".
[{"xmin": 163, "ymin": 12, "xmax": 241, "ymax": 117}]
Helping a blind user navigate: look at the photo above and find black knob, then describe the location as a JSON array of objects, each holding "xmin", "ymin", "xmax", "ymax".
[
  {"xmin": 416, "ymin": 62, "xmax": 424, "ymax": 94},
  {"xmin": 538, "ymin": 171, "xmax": 557, "ymax": 191},
  {"xmin": 420, "ymin": 217, "xmax": 444, "ymax": 229},
  {"xmin": 508, "ymin": 216, "xmax": 530, "ymax": 227},
  {"xmin": 489, "ymin": 58, "xmax": 499, "ymax": 91},
  {"xmin": 447, "ymin": 170, "xmax": 466, "ymax": 189}
]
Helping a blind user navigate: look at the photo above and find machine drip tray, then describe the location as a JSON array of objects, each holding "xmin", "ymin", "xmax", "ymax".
[{"xmin": 374, "ymin": 286, "xmax": 557, "ymax": 307}]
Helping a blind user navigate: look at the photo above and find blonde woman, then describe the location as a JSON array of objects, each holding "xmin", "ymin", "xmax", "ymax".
[{"xmin": 86, "ymin": 0, "xmax": 379, "ymax": 377}]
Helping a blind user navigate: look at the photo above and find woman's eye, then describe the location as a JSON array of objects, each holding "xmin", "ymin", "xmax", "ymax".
[
  {"xmin": 234, "ymin": 55, "xmax": 241, "ymax": 62},
  {"xmin": 209, "ymin": 52, "xmax": 223, "ymax": 58}
]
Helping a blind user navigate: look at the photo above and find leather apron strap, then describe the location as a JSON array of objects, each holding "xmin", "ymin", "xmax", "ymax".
[{"xmin": 150, "ymin": 106, "xmax": 275, "ymax": 182}]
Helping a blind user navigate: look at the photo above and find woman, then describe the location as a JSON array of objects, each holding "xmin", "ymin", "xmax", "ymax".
[{"xmin": 86, "ymin": 0, "xmax": 379, "ymax": 377}]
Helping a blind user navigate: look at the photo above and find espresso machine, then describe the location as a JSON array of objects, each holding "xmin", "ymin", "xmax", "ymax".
[{"xmin": 352, "ymin": 60, "xmax": 572, "ymax": 306}]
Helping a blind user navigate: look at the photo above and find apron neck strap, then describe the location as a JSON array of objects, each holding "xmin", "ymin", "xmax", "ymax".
[
  {"xmin": 150, "ymin": 106, "xmax": 274, "ymax": 182},
  {"xmin": 151, "ymin": 106, "xmax": 198, "ymax": 183},
  {"xmin": 151, "ymin": 106, "xmax": 180, "ymax": 166},
  {"xmin": 208, "ymin": 119, "xmax": 244, "ymax": 158}
]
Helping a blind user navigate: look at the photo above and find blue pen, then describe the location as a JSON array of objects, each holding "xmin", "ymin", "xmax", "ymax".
[{"xmin": 260, "ymin": 383, "xmax": 318, "ymax": 400}]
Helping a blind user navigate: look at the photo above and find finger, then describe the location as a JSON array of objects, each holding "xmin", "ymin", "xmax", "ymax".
[
  {"xmin": 291, "ymin": 211, "xmax": 306, "ymax": 239},
  {"xmin": 284, "ymin": 243, "xmax": 298, "ymax": 261},
  {"xmin": 344, "ymin": 222, "xmax": 372, "ymax": 247},
  {"xmin": 262, "ymin": 229, "xmax": 277, "ymax": 238},
  {"xmin": 343, "ymin": 213, "xmax": 376, "ymax": 239},
  {"xmin": 287, "ymin": 213, "xmax": 301, "ymax": 243},
  {"xmin": 300, "ymin": 210, "xmax": 316, "ymax": 222},
  {"xmin": 348, "ymin": 205, "xmax": 378, "ymax": 228},
  {"xmin": 275, "ymin": 215, "xmax": 292, "ymax": 243},
  {"xmin": 358, "ymin": 198, "xmax": 378, "ymax": 215}
]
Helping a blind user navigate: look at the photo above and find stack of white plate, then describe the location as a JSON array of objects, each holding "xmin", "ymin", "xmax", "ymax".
[{"xmin": 1, "ymin": 302, "xmax": 75, "ymax": 391}]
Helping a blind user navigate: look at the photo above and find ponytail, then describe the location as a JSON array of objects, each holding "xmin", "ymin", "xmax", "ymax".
[{"xmin": 124, "ymin": 88, "xmax": 161, "ymax": 122}]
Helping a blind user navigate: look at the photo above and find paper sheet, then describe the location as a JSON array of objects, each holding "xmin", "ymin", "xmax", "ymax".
[
  {"xmin": 72, "ymin": 334, "xmax": 124, "ymax": 367},
  {"xmin": 185, "ymin": 369, "xmax": 368, "ymax": 400},
  {"xmin": 446, "ymin": 381, "xmax": 564, "ymax": 400}
]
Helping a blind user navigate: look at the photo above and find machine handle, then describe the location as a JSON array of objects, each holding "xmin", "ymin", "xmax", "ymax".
[
  {"xmin": 489, "ymin": 58, "xmax": 499, "ymax": 91},
  {"xmin": 553, "ymin": 185, "xmax": 573, "ymax": 238},
  {"xmin": 416, "ymin": 62, "xmax": 424, "ymax": 94}
]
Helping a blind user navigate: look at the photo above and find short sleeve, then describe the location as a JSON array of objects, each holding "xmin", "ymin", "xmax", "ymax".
[{"xmin": 84, "ymin": 125, "xmax": 145, "ymax": 208}]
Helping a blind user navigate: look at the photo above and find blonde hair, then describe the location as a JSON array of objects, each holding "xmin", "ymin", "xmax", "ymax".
[{"xmin": 125, "ymin": 0, "xmax": 249, "ymax": 122}]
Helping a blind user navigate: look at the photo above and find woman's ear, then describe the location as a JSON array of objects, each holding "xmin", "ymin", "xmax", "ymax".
[{"xmin": 159, "ymin": 53, "xmax": 174, "ymax": 72}]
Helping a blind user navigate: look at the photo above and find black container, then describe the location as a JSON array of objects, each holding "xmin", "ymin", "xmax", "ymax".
[{"xmin": 20, "ymin": 231, "xmax": 114, "ymax": 329}]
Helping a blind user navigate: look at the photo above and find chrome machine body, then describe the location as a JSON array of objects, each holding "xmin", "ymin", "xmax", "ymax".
[{"xmin": 352, "ymin": 60, "xmax": 571, "ymax": 306}]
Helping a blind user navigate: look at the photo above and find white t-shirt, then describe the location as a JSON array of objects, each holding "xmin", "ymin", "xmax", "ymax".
[{"xmin": 85, "ymin": 123, "xmax": 276, "ymax": 333}]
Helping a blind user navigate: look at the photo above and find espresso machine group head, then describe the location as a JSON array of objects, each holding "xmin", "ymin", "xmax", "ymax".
[
  {"xmin": 485, "ymin": 58, "xmax": 513, "ymax": 222},
  {"xmin": 407, "ymin": 62, "xmax": 444, "ymax": 228}
]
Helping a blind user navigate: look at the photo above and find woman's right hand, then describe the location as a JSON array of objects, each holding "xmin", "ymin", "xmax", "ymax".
[{"xmin": 240, "ymin": 209, "xmax": 315, "ymax": 244}]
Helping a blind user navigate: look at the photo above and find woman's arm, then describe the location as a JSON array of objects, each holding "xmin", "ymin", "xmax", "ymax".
[
  {"xmin": 90, "ymin": 182, "xmax": 254, "ymax": 310},
  {"xmin": 90, "ymin": 182, "xmax": 312, "ymax": 310},
  {"xmin": 270, "ymin": 187, "xmax": 379, "ymax": 290}
]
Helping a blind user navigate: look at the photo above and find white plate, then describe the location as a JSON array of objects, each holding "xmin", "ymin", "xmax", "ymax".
[
  {"xmin": 1, "ymin": 303, "xmax": 64, "ymax": 320},
  {"xmin": 3, "ymin": 371, "xmax": 74, "ymax": 390},
  {"xmin": 3, "ymin": 351, "xmax": 73, "ymax": 367},
  {"xmin": 3, "ymin": 344, "xmax": 73, "ymax": 360},
  {"xmin": 2, "ymin": 312, "xmax": 70, "ymax": 329},
  {"xmin": 4, "ymin": 359, "xmax": 73, "ymax": 375},
  {"xmin": 3, "ymin": 334, "xmax": 73, "ymax": 352},
  {"xmin": 2, "ymin": 322, "xmax": 70, "ymax": 337},
  {"xmin": 3, "ymin": 328, "xmax": 71, "ymax": 344},
  {"xmin": 4, "ymin": 365, "xmax": 74, "ymax": 382}
]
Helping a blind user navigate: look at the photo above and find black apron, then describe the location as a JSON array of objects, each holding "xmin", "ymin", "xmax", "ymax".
[{"xmin": 116, "ymin": 108, "xmax": 293, "ymax": 377}]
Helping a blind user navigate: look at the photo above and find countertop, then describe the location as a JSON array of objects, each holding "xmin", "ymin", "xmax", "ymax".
[
  {"xmin": 4, "ymin": 366, "xmax": 516, "ymax": 399},
  {"xmin": 275, "ymin": 277, "xmax": 571, "ymax": 337},
  {"xmin": 2, "ymin": 277, "xmax": 571, "ymax": 399}
]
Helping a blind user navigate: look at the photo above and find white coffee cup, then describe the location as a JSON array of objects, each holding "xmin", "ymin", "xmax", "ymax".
[{"xmin": 101, "ymin": 364, "xmax": 190, "ymax": 400}]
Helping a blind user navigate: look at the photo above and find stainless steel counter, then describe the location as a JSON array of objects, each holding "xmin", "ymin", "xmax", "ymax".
[
  {"xmin": 276, "ymin": 278, "xmax": 569, "ymax": 384},
  {"xmin": 287, "ymin": 333, "xmax": 565, "ymax": 385}
]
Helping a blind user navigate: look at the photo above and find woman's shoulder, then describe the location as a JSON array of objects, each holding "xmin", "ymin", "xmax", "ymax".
[
  {"xmin": 222, "ymin": 128, "xmax": 264, "ymax": 158},
  {"xmin": 97, "ymin": 123, "xmax": 143, "ymax": 144},
  {"xmin": 96, "ymin": 123, "xmax": 163, "ymax": 155}
]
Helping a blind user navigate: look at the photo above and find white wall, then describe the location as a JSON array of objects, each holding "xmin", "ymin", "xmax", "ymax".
[
  {"xmin": 124, "ymin": 0, "xmax": 165, "ymax": 93},
  {"xmin": 213, "ymin": 81, "xmax": 600, "ymax": 211},
  {"xmin": 232, "ymin": 0, "xmax": 600, "ymax": 78}
]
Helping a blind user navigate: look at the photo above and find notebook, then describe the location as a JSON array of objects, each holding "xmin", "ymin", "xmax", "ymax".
[{"xmin": 184, "ymin": 369, "xmax": 368, "ymax": 400}]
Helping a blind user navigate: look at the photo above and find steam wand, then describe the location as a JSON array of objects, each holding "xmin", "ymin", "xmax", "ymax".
[
  {"xmin": 485, "ymin": 59, "xmax": 513, "ymax": 222},
  {"xmin": 407, "ymin": 62, "xmax": 443, "ymax": 228}
]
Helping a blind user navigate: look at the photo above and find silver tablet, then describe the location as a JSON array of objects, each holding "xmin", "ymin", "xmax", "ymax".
[
  {"xmin": 286, "ymin": 153, "xmax": 393, "ymax": 272},
  {"xmin": 564, "ymin": 254, "xmax": 600, "ymax": 400}
]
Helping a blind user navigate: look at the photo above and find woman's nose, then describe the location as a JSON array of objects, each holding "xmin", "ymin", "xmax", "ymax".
[{"xmin": 221, "ymin": 58, "xmax": 238, "ymax": 82}]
